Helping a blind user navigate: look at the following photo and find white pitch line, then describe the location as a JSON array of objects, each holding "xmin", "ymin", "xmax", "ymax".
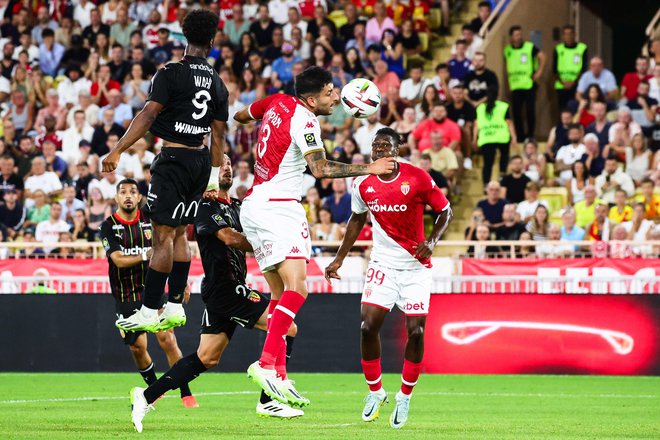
[{"xmin": 0, "ymin": 390, "xmax": 657, "ymax": 405}]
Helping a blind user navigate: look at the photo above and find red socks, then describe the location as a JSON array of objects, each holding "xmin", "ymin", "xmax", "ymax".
[
  {"xmin": 361, "ymin": 358, "xmax": 382, "ymax": 392},
  {"xmin": 259, "ymin": 291, "xmax": 305, "ymax": 368},
  {"xmin": 268, "ymin": 299, "xmax": 288, "ymax": 379},
  {"xmin": 401, "ymin": 359, "xmax": 423, "ymax": 395}
]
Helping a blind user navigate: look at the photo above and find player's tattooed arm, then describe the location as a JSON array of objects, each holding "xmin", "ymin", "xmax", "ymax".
[
  {"xmin": 215, "ymin": 228, "xmax": 253, "ymax": 253},
  {"xmin": 324, "ymin": 211, "xmax": 368, "ymax": 282},
  {"xmin": 305, "ymin": 151, "xmax": 396, "ymax": 178},
  {"xmin": 414, "ymin": 206, "xmax": 453, "ymax": 259}
]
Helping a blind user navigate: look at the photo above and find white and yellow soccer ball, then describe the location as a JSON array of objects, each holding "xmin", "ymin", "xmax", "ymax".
[{"xmin": 340, "ymin": 78, "xmax": 382, "ymax": 119}]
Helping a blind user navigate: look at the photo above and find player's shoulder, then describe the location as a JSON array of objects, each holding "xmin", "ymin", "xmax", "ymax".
[
  {"xmin": 352, "ymin": 175, "xmax": 371, "ymax": 192},
  {"xmin": 400, "ymin": 162, "xmax": 434, "ymax": 186},
  {"xmin": 291, "ymin": 98, "xmax": 319, "ymax": 125}
]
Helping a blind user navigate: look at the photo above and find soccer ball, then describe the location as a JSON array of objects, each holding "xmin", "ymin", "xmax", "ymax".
[{"xmin": 340, "ymin": 78, "xmax": 382, "ymax": 119}]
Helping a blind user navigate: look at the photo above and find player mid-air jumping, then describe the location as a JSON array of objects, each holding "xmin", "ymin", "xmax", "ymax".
[
  {"xmin": 325, "ymin": 128, "xmax": 453, "ymax": 429},
  {"xmin": 103, "ymin": 9, "xmax": 228, "ymax": 334},
  {"xmin": 233, "ymin": 67, "xmax": 396, "ymax": 405}
]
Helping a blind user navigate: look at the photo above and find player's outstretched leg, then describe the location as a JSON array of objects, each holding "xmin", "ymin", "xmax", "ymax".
[
  {"xmin": 156, "ymin": 329, "xmax": 198, "ymax": 408},
  {"xmin": 130, "ymin": 387, "xmax": 154, "ymax": 433},
  {"xmin": 390, "ymin": 316, "xmax": 426, "ymax": 429},
  {"xmin": 360, "ymin": 305, "xmax": 389, "ymax": 422}
]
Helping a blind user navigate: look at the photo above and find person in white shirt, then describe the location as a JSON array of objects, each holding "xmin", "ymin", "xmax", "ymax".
[
  {"xmin": 59, "ymin": 185, "xmax": 86, "ymax": 225},
  {"xmin": 399, "ymin": 64, "xmax": 432, "ymax": 106},
  {"xmin": 13, "ymin": 33, "xmax": 40, "ymax": 62},
  {"xmin": 268, "ymin": 0, "xmax": 295, "ymax": 25},
  {"xmin": 622, "ymin": 203, "xmax": 656, "ymax": 256},
  {"xmin": 451, "ymin": 24, "xmax": 483, "ymax": 60},
  {"xmin": 67, "ymin": 90, "xmax": 101, "ymax": 128},
  {"xmin": 60, "ymin": 109, "xmax": 95, "ymax": 164},
  {"xmin": 515, "ymin": 181, "xmax": 549, "ymax": 223},
  {"xmin": 282, "ymin": 7, "xmax": 308, "ymax": 41},
  {"xmin": 35, "ymin": 203, "xmax": 70, "ymax": 254},
  {"xmin": 24, "ymin": 157, "xmax": 63, "ymax": 202},
  {"xmin": 74, "ymin": 0, "xmax": 96, "ymax": 30},
  {"xmin": 594, "ymin": 157, "xmax": 635, "ymax": 204},
  {"xmin": 554, "ymin": 123, "xmax": 586, "ymax": 185},
  {"xmin": 98, "ymin": 89, "xmax": 133, "ymax": 129},
  {"xmin": 536, "ymin": 223, "xmax": 574, "ymax": 258},
  {"xmin": 57, "ymin": 65, "xmax": 92, "ymax": 108},
  {"xmin": 88, "ymin": 171, "xmax": 125, "ymax": 200},
  {"xmin": 228, "ymin": 160, "xmax": 254, "ymax": 198},
  {"xmin": 354, "ymin": 112, "xmax": 386, "ymax": 155}
]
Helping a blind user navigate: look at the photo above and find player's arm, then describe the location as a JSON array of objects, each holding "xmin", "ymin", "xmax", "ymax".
[
  {"xmin": 233, "ymin": 94, "xmax": 281, "ymax": 124},
  {"xmin": 414, "ymin": 206, "xmax": 453, "ymax": 259},
  {"xmin": 109, "ymin": 249, "xmax": 153, "ymax": 268},
  {"xmin": 101, "ymin": 101, "xmax": 163, "ymax": 173},
  {"xmin": 305, "ymin": 150, "xmax": 395, "ymax": 178},
  {"xmin": 215, "ymin": 228, "xmax": 253, "ymax": 253},
  {"xmin": 324, "ymin": 211, "xmax": 368, "ymax": 282},
  {"xmin": 205, "ymin": 119, "xmax": 228, "ymax": 195}
]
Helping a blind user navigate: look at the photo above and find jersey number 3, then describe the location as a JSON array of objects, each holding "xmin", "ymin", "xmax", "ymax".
[
  {"xmin": 192, "ymin": 90, "xmax": 211, "ymax": 120},
  {"xmin": 257, "ymin": 122, "xmax": 271, "ymax": 158}
]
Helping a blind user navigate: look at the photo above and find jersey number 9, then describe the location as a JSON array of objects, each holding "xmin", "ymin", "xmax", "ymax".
[{"xmin": 192, "ymin": 90, "xmax": 211, "ymax": 120}]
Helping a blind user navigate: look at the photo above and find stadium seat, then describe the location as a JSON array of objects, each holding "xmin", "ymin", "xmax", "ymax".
[
  {"xmin": 429, "ymin": 8, "xmax": 442, "ymax": 29},
  {"xmin": 539, "ymin": 187, "xmax": 568, "ymax": 215}
]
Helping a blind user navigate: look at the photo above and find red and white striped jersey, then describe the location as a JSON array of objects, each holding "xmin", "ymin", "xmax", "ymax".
[
  {"xmin": 245, "ymin": 94, "xmax": 325, "ymax": 202},
  {"xmin": 352, "ymin": 162, "xmax": 450, "ymax": 269}
]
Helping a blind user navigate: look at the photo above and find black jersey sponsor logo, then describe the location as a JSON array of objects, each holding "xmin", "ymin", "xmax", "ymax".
[
  {"xmin": 174, "ymin": 121, "xmax": 211, "ymax": 134},
  {"xmin": 189, "ymin": 63, "xmax": 214, "ymax": 73},
  {"xmin": 121, "ymin": 245, "xmax": 150, "ymax": 256}
]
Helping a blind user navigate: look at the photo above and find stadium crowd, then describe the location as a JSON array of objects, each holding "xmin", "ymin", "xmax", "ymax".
[{"xmin": 0, "ymin": 0, "xmax": 657, "ymax": 260}]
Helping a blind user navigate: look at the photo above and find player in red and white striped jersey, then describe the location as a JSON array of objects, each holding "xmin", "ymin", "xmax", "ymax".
[
  {"xmin": 233, "ymin": 67, "xmax": 396, "ymax": 406},
  {"xmin": 325, "ymin": 127, "xmax": 453, "ymax": 429}
]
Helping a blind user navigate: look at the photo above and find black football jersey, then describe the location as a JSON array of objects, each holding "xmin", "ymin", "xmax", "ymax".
[
  {"xmin": 98, "ymin": 210, "xmax": 152, "ymax": 303},
  {"xmin": 194, "ymin": 198, "xmax": 247, "ymax": 297},
  {"xmin": 148, "ymin": 55, "xmax": 229, "ymax": 147}
]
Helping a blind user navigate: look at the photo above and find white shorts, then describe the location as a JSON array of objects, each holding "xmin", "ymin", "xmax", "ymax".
[
  {"xmin": 240, "ymin": 199, "xmax": 311, "ymax": 273},
  {"xmin": 360, "ymin": 262, "xmax": 432, "ymax": 316}
]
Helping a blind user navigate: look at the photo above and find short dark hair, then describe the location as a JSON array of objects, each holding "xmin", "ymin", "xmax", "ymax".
[
  {"xmin": 567, "ymin": 123, "xmax": 582, "ymax": 132},
  {"xmin": 455, "ymin": 39, "xmax": 468, "ymax": 46},
  {"xmin": 461, "ymin": 24, "xmax": 473, "ymax": 32},
  {"xmin": 420, "ymin": 153, "xmax": 432, "ymax": 162},
  {"xmin": 562, "ymin": 24, "xmax": 575, "ymax": 32},
  {"xmin": 182, "ymin": 9, "xmax": 219, "ymax": 47},
  {"xmin": 116, "ymin": 178, "xmax": 139, "ymax": 191},
  {"xmin": 435, "ymin": 63, "xmax": 448, "ymax": 71},
  {"xmin": 509, "ymin": 155, "xmax": 522, "ymax": 162},
  {"xmin": 509, "ymin": 25, "xmax": 522, "ymax": 36},
  {"xmin": 374, "ymin": 127, "xmax": 401, "ymax": 148},
  {"xmin": 294, "ymin": 66, "xmax": 332, "ymax": 98},
  {"xmin": 641, "ymin": 177, "xmax": 654, "ymax": 186},
  {"xmin": 111, "ymin": 43, "xmax": 124, "ymax": 50},
  {"xmin": 478, "ymin": 1, "xmax": 491, "ymax": 8},
  {"xmin": 41, "ymin": 28, "xmax": 55, "ymax": 39}
]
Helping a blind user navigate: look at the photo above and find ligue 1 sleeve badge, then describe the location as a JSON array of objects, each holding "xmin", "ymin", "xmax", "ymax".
[{"xmin": 401, "ymin": 181, "xmax": 410, "ymax": 196}]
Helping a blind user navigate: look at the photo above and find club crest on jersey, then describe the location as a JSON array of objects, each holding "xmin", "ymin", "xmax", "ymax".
[
  {"xmin": 248, "ymin": 291, "xmax": 261, "ymax": 303},
  {"xmin": 304, "ymin": 133, "xmax": 317, "ymax": 147},
  {"xmin": 401, "ymin": 181, "xmax": 410, "ymax": 195},
  {"xmin": 144, "ymin": 229, "xmax": 152, "ymax": 240}
]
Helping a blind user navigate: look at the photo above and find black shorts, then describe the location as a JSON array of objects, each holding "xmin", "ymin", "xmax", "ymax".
[
  {"xmin": 145, "ymin": 146, "xmax": 211, "ymax": 227},
  {"xmin": 115, "ymin": 298, "xmax": 165, "ymax": 345},
  {"xmin": 200, "ymin": 283, "xmax": 269, "ymax": 340}
]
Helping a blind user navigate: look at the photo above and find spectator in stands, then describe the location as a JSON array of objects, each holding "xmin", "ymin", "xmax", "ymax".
[
  {"xmin": 620, "ymin": 56, "xmax": 652, "ymax": 103},
  {"xmin": 586, "ymin": 203, "xmax": 611, "ymax": 241},
  {"xmin": 633, "ymin": 178, "xmax": 660, "ymax": 221},
  {"xmin": 626, "ymin": 133, "xmax": 652, "ymax": 185},
  {"xmin": 355, "ymin": 113, "xmax": 386, "ymax": 155},
  {"xmin": 594, "ymin": 157, "xmax": 635, "ymax": 205},
  {"xmin": 516, "ymin": 181, "xmax": 548, "ymax": 223},
  {"xmin": 504, "ymin": 25, "xmax": 546, "ymax": 141},
  {"xmin": 282, "ymin": 7, "xmax": 308, "ymax": 41},
  {"xmin": 560, "ymin": 208, "xmax": 585, "ymax": 245},
  {"xmin": 536, "ymin": 224, "xmax": 574, "ymax": 258},
  {"xmin": 432, "ymin": 62, "xmax": 451, "ymax": 102},
  {"xmin": 224, "ymin": 4, "xmax": 250, "ymax": 47},
  {"xmin": 495, "ymin": 203, "xmax": 526, "ymax": 241},
  {"xmin": 580, "ymin": 133, "xmax": 607, "ymax": 178},
  {"xmin": 574, "ymin": 185, "xmax": 603, "ymax": 228},
  {"xmin": 39, "ymin": 28, "xmax": 65, "ymax": 77},
  {"xmin": 553, "ymin": 24, "xmax": 588, "ymax": 110},
  {"xmin": 555, "ymin": 123, "xmax": 586, "ymax": 185},
  {"xmin": 24, "ymin": 156, "xmax": 63, "ymax": 202},
  {"xmin": 576, "ymin": 56, "xmax": 618, "ymax": 102},
  {"xmin": 650, "ymin": 65, "xmax": 660, "ymax": 102},
  {"xmin": 311, "ymin": 207, "xmax": 344, "ymax": 251},
  {"xmin": 585, "ymin": 101, "xmax": 611, "ymax": 151},
  {"xmin": 340, "ymin": 4, "xmax": 365, "ymax": 41},
  {"xmin": 609, "ymin": 224, "xmax": 633, "ymax": 259},
  {"xmin": 24, "ymin": 189, "xmax": 51, "ymax": 230},
  {"xmin": 448, "ymin": 40, "xmax": 472, "ymax": 81},
  {"xmin": 0, "ymin": 155, "xmax": 24, "ymax": 200},
  {"xmin": 566, "ymin": 160, "xmax": 591, "ymax": 205},
  {"xmin": 303, "ymin": 187, "xmax": 322, "ymax": 226},
  {"xmin": 380, "ymin": 29, "xmax": 404, "ymax": 78},
  {"xmin": 379, "ymin": 86, "xmax": 406, "ymax": 126},
  {"xmin": 372, "ymin": 59, "xmax": 401, "ymax": 96},
  {"xmin": 58, "ymin": 64, "xmax": 91, "ymax": 108},
  {"xmin": 474, "ymin": 88, "xmax": 515, "ymax": 185},
  {"xmin": 4, "ymin": 90, "xmax": 34, "ymax": 138},
  {"xmin": 468, "ymin": 1, "xmax": 492, "ymax": 34},
  {"xmin": 453, "ymin": 24, "xmax": 483, "ymax": 60},
  {"xmin": 41, "ymin": 140, "xmax": 68, "ymax": 181},
  {"xmin": 85, "ymin": 187, "xmax": 113, "ymax": 231},
  {"xmin": 463, "ymin": 52, "xmax": 499, "ymax": 108},
  {"xmin": 399, "ymin": 64, "xmax": 431, "ymax": 107},
  {"xmin": 15, "ymin": 135, "xmax": 39, "ymax": 180},
  {"xmin": 323, "ymin": 179, "xmax": 352, "ymax": 225},
  {"xmin": 365, "ymin": 1, "xmax": 396, "ymax": 47},
  {"xmin": 0, "ymin": 188, "xmax": 26, "ymax": 239},
  {"xmin": 249, "ymin": 5, "xmax": 277, "ymax": 48},
  {"xmin": 108, "ymin": 43, "xmax": 132, "ymax": 84},
  {"xmin": 83, "ymin": 8, "xmax": 111, "ymax": 48},
  {"xmin": 410, "ymin": 103, "xmax": 461, "ymax": 152},
  {"xmin": 35, "ymin": 203, "xmax": 70, "ymax": 254},
  {"xmin": 229, "ymin": 160, "xmax": 254, "ymax": 199},
  {"xmin": 609, "ymin": 189, "xmax": 633, "ymax": 224},
  {"xmin": 500, "ymin": 155, "xmax": 530, "ymax": 204},
  {"xmin": 426, "ymin": 131, "xmax": 458, "ymax": 183},
  {"xmin": 99, "ymin": 89, "xmax": 132, "ymax": 130},
  {"xmin": 344, "ymin": 47, "xmax": 366, "ymax": 78},
  {"xmin": 522, "ymin": 138, "xmax": 546, "ymax": 184},
  {"xmin": 36, "ymin": 114, "xmax": 64, "ymax": 151},
  {"xmin": 447, "ymin": 83, "xmax": 476, "ymax": 165},
  {"xmin": 398, "ymin": 19, "xmax": 422, "ymax": 59},
  {"xmin": 622, "ymin": 203, "xmax": 655, "ymax": 256},
  {"xmin": 419, "ymin": 153, "xmax": 449, "ymax": 196},
  {"xmin": 59, "ymin": 186, "xmax": 85, "ymax": 226},
  {"xmin": 90, "ymin": 171, "xmax": 123, "ymax": 200},
  {"xmin": 32, "ymin": 6, "xmax": 59, "ymax": 46},
  {"xmin": 91, "ymin": 108, "xmax": 125, "ymax": 157},
  {"xmin": 74, "ymin": 160, "xmax": 96, "ymax": 202},
  {"xmin": 477, "ymin": 181, "xmax": 507, "ymax": 229},
  {"xmin": 472, "ymin": 224, "xmax": 500, "ymax": 258},
  {"xmin": 573, "ymin": 84, "xmax": 606, "ymax": 127},
  {"xmin": 546, "ymin": 109, "xmax": 574, "ymax": 160},
  {"xmin": 122, "ymin": 64, "xmax": 150, "ymax": 114},
  {"xmin": 271, "ymin": 43, "xmax": 300, "ymax": 89},
  {"xmin": 70, "ymin": 208, "xmax": 95, "ymax": 242},
  {"xmin": 416, "ymin": 84, "xmax": 442, "ymax": 121},
  {"xmin": 464, "ymin": 207, "xmax": 484, "ymax": 242},
  {"xmin": 110, "ymin": 7, "xmax": 136, "ymax": 48},
  {"xmin": 526, "ymin": 204, "xmax": 550, "ymax": 241},
  {"xmin": 628, "ymin": 81, "xmax": 658, "ymax": 135},
  {"xmin": 91, "ymin": 64, "xmax": 122, "ymax": 108},
  {"xmin": 390, "ymin": 108, "xmax": 418, "ymax": 145}
]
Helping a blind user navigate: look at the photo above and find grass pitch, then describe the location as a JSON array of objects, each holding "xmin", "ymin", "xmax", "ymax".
[{"xmin": 0, "ymin": 373, "xmax": 658, "ymax": 440}]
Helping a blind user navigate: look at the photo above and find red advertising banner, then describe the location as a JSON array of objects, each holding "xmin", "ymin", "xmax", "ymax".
[
  {"xmin": 461, "ymin": 258, "xmax": 660, "ymax": 294},
  {"xmin": 421, "ymin": 295, "xmax": 660, "ymax": 374}
]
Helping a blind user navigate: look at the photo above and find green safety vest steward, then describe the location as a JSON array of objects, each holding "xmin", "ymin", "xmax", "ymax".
[
  {"xmin": 476, "ymin": 101, "xmax": 511, "ymax": 147},
  {"xmin": 25, "ymin": 285, "xmax": 57, "ymax": 294},
  {"xmin": 554, "ymin": 42, "xmax": 587, "ymax": 89},
  {"xmin": 504, "ymin": 41, "xmax": 536, "ymax": 91}
]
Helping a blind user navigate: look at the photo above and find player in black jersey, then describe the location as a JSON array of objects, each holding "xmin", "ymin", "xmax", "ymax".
[
  {"xmin": 103, "ymin": 10, "xmax": 229, "ymax": 333},
  {"xmin": 98, "ymin": 178, "xmax": 198, "ymax": 408},
  {"xmin": 128, "ymin": 156, "xmax": 302, "ymax": 433}
]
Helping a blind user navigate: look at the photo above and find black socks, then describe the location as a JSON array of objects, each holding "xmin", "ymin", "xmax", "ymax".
[
  {"xmin": 168, "ymin": 261, "xmax": 191, "ymax": 304},
  {"xmin": 143, "ymin": 268, "xmax": 169, "ymax": 309},
  {"xmin": 144, "ymin": 353, "xmax": 207, "ymax": 404}
]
